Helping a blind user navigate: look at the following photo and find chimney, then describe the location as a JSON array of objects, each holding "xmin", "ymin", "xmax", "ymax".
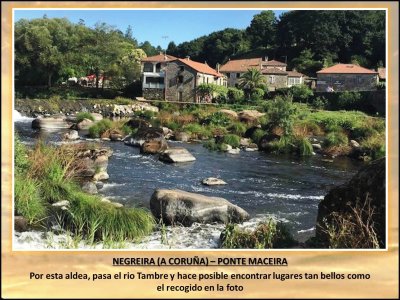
[
  {"xmin": 186, "ymin": 56, "xmax": 190, "ymax": 60},
  {"xmin": 216, "ymin": 63, "xmax": 220, "ymax": 73},
  {"xmin": 264, "ymin": 56, "xmax": 268, "ymax": 62},
  {"xmin": 204, "ymin": 61, "xmax": 208, "ymax": 66}
]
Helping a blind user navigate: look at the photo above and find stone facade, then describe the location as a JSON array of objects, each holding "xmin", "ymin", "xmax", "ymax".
[
  {"xmin": 165, "ymin": 61, "xmax": 197, "ymax": 102},
  {"xmin": 143, "ymin": 88, "xmax": 164, "ymax": 100},
  {"xmin": 316, "ymin": 74, "xmax": 378, "ymax": 92},
  {"xmin": 264, "ymin": 74, "xmax": 288, "ymax": 91}
]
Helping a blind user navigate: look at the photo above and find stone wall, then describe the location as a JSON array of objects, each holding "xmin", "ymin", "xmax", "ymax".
[
  {"xmin": 264, "ymin": 75, "xmax": 287, "ymax": 91},
  {"xmin": 143, "ymin": 88, "xmax": 164, "ymax": 100},
  {"xmin": 165, "ymin": 61, "xmax": 196, "ymax": 102},
  {"xmin": 317, "ymin": 74, "xmax": 378, "ymax": 92}
]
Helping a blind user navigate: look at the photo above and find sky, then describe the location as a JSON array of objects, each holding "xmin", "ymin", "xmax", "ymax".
[{"xmin": 14, "ymin": 9, "xmax": 286, "ymax": 49}]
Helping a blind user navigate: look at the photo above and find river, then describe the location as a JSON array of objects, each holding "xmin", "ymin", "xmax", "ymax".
[{"xmin": 13, "ymin": 111, "xmax": 363, "ymax": 249}]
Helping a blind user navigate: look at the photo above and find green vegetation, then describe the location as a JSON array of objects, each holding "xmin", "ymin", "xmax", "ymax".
[
  {"xmin": 222, "ymin": 134, "xmax": 241, "ymax": 148},
  {"xmin": 88, "ymin": 119, "xmax": 113, "ymax": 138},
  {"xmin": 324, "ymin": 131, "xmax": 349, "ymax": 148},
  {"xmin": 14, "ymin": 137, "xmax": 155, "ymax": 246},
  {"xmin": 76, "ymin": 112, "xmax": 94, "ymax": 123},
  {"xmin": 238, "ymin": 68, "xmax": 267, "ymax": 100},
  {"xmin": 220, "ymin": 220, "xmax": 297, "ymax": 249}
]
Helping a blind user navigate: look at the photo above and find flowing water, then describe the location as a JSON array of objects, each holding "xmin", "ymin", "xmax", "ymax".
[{"xmin": 13, "ymin": 111, "xmax": 363, "ymax": 249}]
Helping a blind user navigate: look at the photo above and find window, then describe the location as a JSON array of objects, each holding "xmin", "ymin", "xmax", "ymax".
[
  {"xmin": 178, "ymin": 75, "xmax": 184, "ymax": 84},
  {"xmin": 178, "ymin": 91, "xmax": 183, "ymax": 101},
  {"xmin": 269, "ymin": 75, "xmax": 275, "ymax": 84},
  {"xmin": 236, "ymin": 73, "xmax": 241, "ymax": 78},
  {"xmin": 179, "ymin": 66, "xmax": 185, "ymax": 72},
  {"xmin": 143, "ymin": 63, "xmax": 153, "ymax": 72},
  {"xmin": 206, "ymin": 77, "xmax": 209, "ymax": 84},
  {"xmin": 288, "ymin": 77, "xmax": 301, "ymax": 85},
  {"xmin": 145, "ymin": 77, "xmax": 164, "ymax": 84},
  {"xmin": 227, "ymin": 73, "xmax": 230, "ymax": 78},
  {"xmin": 155, "ymin": 63, "xmax": 161, "ymax": 72}
]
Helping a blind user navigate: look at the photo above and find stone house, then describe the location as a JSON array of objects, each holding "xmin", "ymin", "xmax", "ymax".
[
  {"xmin": 377, "ymin": 67, "xmax": 386, "ymax": 82},
  {"xmin": 164, "ymin": 57, "xmax": 226, "ymax": 103},
  {"xmin": 316, "ymin": 64, "xmax": 379, "ymax": 92},
  {"xmin": 141, "ymin": 53, "xmax": 178, "ymax": 100},
  {"xmin": 219, "ymin": 57, "xmax": 262, "ymax": 87},
  {"xmin": 219, "ymin": 57, "xmax": 305, "ymax": 90}
]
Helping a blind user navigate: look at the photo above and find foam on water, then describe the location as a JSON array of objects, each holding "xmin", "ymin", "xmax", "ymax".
[{"xmin": 13, "ymin": 110, "xmax": 34, "ymax": 122}]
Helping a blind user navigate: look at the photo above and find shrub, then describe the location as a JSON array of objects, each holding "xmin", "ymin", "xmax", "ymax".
[
  {"xmin": 289, "ymin": 84, "xmax": 313, "ymax": 103},
  {"xmin": 165, "ymin": 121, "xmax": 180, "ymax": 131},
  {"xmin": 267, "ymin": 95, "xmax": 297, "ymax": 136},
  {"xmin": 114, "ymin": 97, "xmax": 133, "ymax": 105},
  {"xmin": 203, "ymin": 139, "xmax": 219, "ymax": 151},
  {"xmin": 14, "ymin": 175, "xmax": 46, "ymax": 224},
  {"xmin": 201, "ymin": 112, "xmax": 231, "ymax": 127},
  {"xmin": 324, "ymin": 131, "xmax": 349, "ymax": 147},
  {"xmin": 251, "ymin": 129, "xmax": 266, "ymax": 144},
  {"xmin": 76, "ymin": 112, "xmax": 94, "ymax": 123},
  {"xmin": 310, "ymin": 96, "xmax": 328, "ymax": 109},
  {"xmin": 183, "ymin": 123, "xmax": 212, "ymax": 139},
  {"xmin": 15, "ymin": 135, "xmax": 29, "ymax": 175},
  {"xmin": 220, "ymin": 220, "xmax": 297, "ymax": 249},
  {"xmin": 228, "ymin": 122, "xmax": 247, "ymax": 136},
  {"xmin": 227, "ymin": 87, "xmax": 245, "ymax": 103},
  {"xmin": 251, "ymin": 88, "xmax": 265, "ymax": 101},
  {"xmin": 337, "ymin": 91, "xmax": 362, "ymax": 110},
  {"xmin": 294, "ymin": 137, "xmax": 314, "ymax": 156},
  {"xmin": 88, "ymin": 119, "xmax": 113, "ymax": 138},
  {"xmin": 361, "ymin": 134, "xmax": 385, "ymax": 160},
  {"xmin": 222, "ymin": 134, "xmax": 241, "ymax": 148}
]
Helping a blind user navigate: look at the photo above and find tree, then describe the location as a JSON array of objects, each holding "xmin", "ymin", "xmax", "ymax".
[
  {"xmin": 166, "ymin": 41, "xmax": 178, "ymax": 55},
  {"xmin": 238, "ymin": 68, "xmax": 267, "ymax": 100},
  {"xmin": 140, "ymin": 41, "xmax": 160, "ymax": 56},
  {"xmin": 246, "ymin": 11, "xmax": 277, "ymax": 50},
  {"xmin": 291, "ymin": 49, "xmax": 323, "ymax": 77}
]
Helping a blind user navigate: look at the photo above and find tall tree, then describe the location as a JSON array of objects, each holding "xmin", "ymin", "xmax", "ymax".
[
  {"xmin": 246, "ymin": 11, "xmax": 277, "ymax": 50},
  {"xmin": 238, "ymin": 68, "xmax": 267, "ymax": 100}
]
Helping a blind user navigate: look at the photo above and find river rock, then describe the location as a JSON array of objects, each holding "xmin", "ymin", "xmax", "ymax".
[
  {"xmin": 111, "ymin": 202, "xmax": 124, "ymax": 208},
  {"xmin": 125, "ymin": 118, "xmax": 151, "ymax": 129},
  {"xmin": 91, "ymin": 113, "xmax": 103, "ymax": 121},
  {"xmin": 221, "ymin": 144, "xmax": 233, "ymax": 152},
  {"xmin": 81, "ymin": 181, "xmax": 98, "ymax": 194},
  {"xmin": 32, "ymin": 115, "xmax": 71, "ymax": 130},
  {"xmin": 77, "ymin": 118, "xmax": 94, "ymax": 130},
  {"xmin": 315, "ymin": 157, "xmax": 385, "ymax": 248},
  {"xmin": 63, "ymin": 130, "xmax": 79, "ymax": 140},
  {"xmin": 150, "ymin": 189, "xmax": 249, "ymax": 226},
  {"xmin": 174, "ymin": 132, "xmax": 190, "ymax": 142},
  {"xmin": 159, "ymin": 147, "xmax": 196, "ymax": 163},
  {"xmin": 140, "ymin": 139, "xmax": 168, "ymax": 154},
  {"xmin": 240, "ymin": 138, "xmax": 250, "ymax": 147},
  {"xmin": 238, "ymin": 110, "xmax": 265, "ymax": 123},
  {"xmin": 162, "ymin": 127, "xmax": 174, "ymax": 139},
  {"xmin": 312, "ymin": 143, "xmax": 322, "ymax": 150},
  {"xmin": 124, "ymin": 127, "xmax": 164, "ymax": 147},
  {"xmin": 52, "ymin": 200, "xmax": 70, "ymax": 207},
  {"xmin": 14, "ymin": 216, "xmax": 28, "ymax": 232},
  {"xmin": 228, "ymin": 148, "xmax": 240, "ymax": 154},
  {"xmin": 93, "ymin": 170, "xmax": 109, "ymax": 181},
  {"xmin": 220, "ymin": 109, "xmax": 238, "ymax": 120},
  {"xmin": 350, "ymin": 140, "xmax": 360, "ymax": 148},
  {"xmin": 202, "ymin": 177, "xmax": 227, "ymax": 186}
]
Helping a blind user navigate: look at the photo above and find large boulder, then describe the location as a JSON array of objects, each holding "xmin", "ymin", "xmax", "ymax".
[
  {"xmin": 220, "ymin": 109, "xmax": 238, "ymax": 120},
  {"xmin": 150, "ymin": 189, "xmax": 249, "ymax": 226},
  {"xmin": 315, "ymin": 158, "xmax": 385, "ymax": 248},
  {"xmin": 32, "ymin": 115, "xmax": 71, "ymax": 130},
  {"xmin": 140, "ymin": 139, "xmax": 168, "ymax": 154},
  {"xmin": 76, "ymin": 118, "xmax": 94, "ymax": 130},
  {"xmin": 124, "ymin": 127, "xmax": 164, "ymax": 147},
  {"xmin": 238, "ymin": 110, "xmax": 265, "ymax": 123},
  {"xmin": 63, "ymin": 130, "xmax": 79, "ymax": 140},
  {"xmin": 202, "ymin": 177, "xmax": 227, "ymax": 186},
  {"xmin": 174, "ymin": 131, "xmax": 190, "ymax": 142},
  {"xmin": 124, "ymin": 118, "xmax": 151, "ymax": 130},
  {"xmin": 159, "ymin": 147, "xmax": 196, "ymax": 163}
]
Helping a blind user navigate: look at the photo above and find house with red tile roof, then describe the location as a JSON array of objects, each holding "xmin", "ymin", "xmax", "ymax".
[
  {"xmin": 316, "ymin": 63, "xmax": 379, "ymax": 92},
  {"xmin": 377, "ymin": 67, "xmax": 386, "ymax": 81},
  {"xmin": 219, "ymin": 57, "xmax": 306, "ymax": 91},
  {"xmin": 164, "ymin": 56, "xmax": 226, "ymax": 102}
]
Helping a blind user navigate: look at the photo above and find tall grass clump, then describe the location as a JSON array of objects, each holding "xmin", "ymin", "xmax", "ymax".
[
  {"xmin": 323, "ymin": 131, "xmax": 349, "ymax": 147},
  {"xmin": 360, "ymin": 134, "xmax": 386, "ymax": 160},
  {"xmin": 220, "ymin": 220, "xmax": 297, "ymax": 249},
  {"xmin": 251, "ymin": 129, "xmax": 266, "ymax": 144},
  {"xmin": 76, "ymin": 112, "xmax": 94, "ymax": 123},
  {"xmin": 228, "ymin": 122, "xmax": 247, "ymax": 136},
  {"xmin": 294, "ymin": 137, "xmax": 314, "ymax": 156},
  {"xmin": 88, "ymin": 119, "xmax": 113, "ymax": 138},
  {"xmin": 222, "ymin": 134, "xmax": 241, "ymax": 148}
]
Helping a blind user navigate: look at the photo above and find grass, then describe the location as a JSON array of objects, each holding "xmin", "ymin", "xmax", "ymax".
[
  {"xmin": 14, "ymin": 137, "xmax": 155, "ymax": 246},
  {"xmin": 323, "ymin": 131, "xmax": 349, "ymax": 147},
  {"xmin": 88, "ymin": 119, "xmax": 113, "ymax": 138},
  {"xmin": 228, "ymin": 122, "xmax": 247, "ymax": 136},
  {"xmin": 321, "ymin": 195, "xmax": 380, "ymax": 249},
  {"xmin": 75, "ymin": 112, "xmax": 94, "ymax": 123},
  {"xmin": 220, "ymin": 219, "xmax": 297, "ymax": 249},
  {"xmin": 222, "ymin": 134, "xmax": 241, "ymax": 148},
  {"xmin": 251, "ymin": 129, "xmax": 266, "ymax": 145}
]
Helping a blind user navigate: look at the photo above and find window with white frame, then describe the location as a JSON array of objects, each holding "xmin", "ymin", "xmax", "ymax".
[
  {"xmin": 288, "ymin": 77, "xmax": 301, "ymax": 85},
  {"xmin": 269, "ymin": 75, "xmax": 275, "ymax": 84}
]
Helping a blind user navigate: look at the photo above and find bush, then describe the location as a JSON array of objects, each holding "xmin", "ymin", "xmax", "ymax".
[
  {"xmin": 88, "ymin": 119, "xmax": 113, "ymax": 138},
  {"xmin": 361, "ymin": 134, "xmax": 385, "ymax": 160},
  {"xmin": 251, "ymin": 88, "xmax": 265, "ymax": 101},
  {"xmin": 310, "ymin": 96, "xmax": 328, "ymax": 109},
  {"xmin": 222, "ymin": 134, "xmax": 241, "ymax": 148},
  {"xmin": 183, "ymin": 123, "xmax": 212, "ymax": 139},
  {"xmin": 15, "ymin": 135, "xmax": 29, "ymax": 175},
  {"xmin": 227, "ymin": 87, "xmax": 245, "ymax": 103},
  {"xmin": 337, "ymin": 91, "xmax": 362, "ymax": 110},
  {"xmin": 228, "ymin": 122, "xmax": 247, "ymax": 136},
  {"xmin": 220, "ymin": 220, "xmax": 297, "ymax": 249},
  {"xmin": 294, "ymin": 137, "xmax": 314, "ymax": 156},
  {"xmin": 289, "ymin": 84, "xmax": 313, "ymax": 103},
  {"xmin": 251, "ymin": 129, "xmax": 265, "ymax": 144},
  {"xmin": 76, "ymin": 112, "xmax": 94, "ymax": 123},
  {"xmin": 267, "ymin": 95, "xmax": 298, "ymax": 136},
  {"xmin": 324, "ymin": 131, "xmax": 349, "ymax": 147},
  {"xmin": 201, "ymin": 112, "xmax": 231, "ymax": 127}
]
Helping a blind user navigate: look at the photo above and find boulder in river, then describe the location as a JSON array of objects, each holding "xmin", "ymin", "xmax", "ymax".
[
  {"xmin": 202, "ymin": 177, "xmax": 227, "ymax": 186},
  {"xmin": 81, "ymin": 181, "xmax": 98, "ymax": 194},
  {"xmin": 159, "ymin": 147, "xmax": 196, "ymax": 163},
  {"xmin": 315, "ymin": 157, "xmax": 385, "ymax": 248},
  {"xmin": 124, "ymin": 127, "xmax": 164, "ymax": 147},
  {"xmin": 63, "ymin": 130, "xmax": 79, "ymax": 140},
  {"xmin": 150, "ymin": 189, "xmax": 249, "ymax": 226},
  {"xmin": 76, "ymin": 118, "xmax": 94, "ymax": 130},
  {"xmin": 32, "ymin": 115, "xmax": 71, "ymax": 130},
  {"xmin": 174, "ymin": 131, "xmax": 190, "ymax": 142},
  {"xmin": 140, "ymin": 139, "xmax": 168, "ymax": 154}
]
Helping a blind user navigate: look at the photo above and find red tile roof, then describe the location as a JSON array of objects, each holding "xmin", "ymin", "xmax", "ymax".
[
  {"xmin": 287, "ymin": 70, "xmax": 305, "ymax": 77},
  {"xmin": 317, "ymin": 64, "xmax": 378, "ymax": 74},
  {"xmin": 377, "ymin": 67, "xmax": 386, "ymax": 80},
  {"xmin": 262, "ymin": 68, "xmax": 288, "ymax": 75},
  {"xmin": 261, "ymin": 59, "xmax": 287, "ymax": 66},
  {"xmin": 219, "ymin": 58, "xmax": 262, "ymax": 72},
  {"xmin": 141, "ymin": 53, "xmax": 178, "ymax": 62},
  {"xmin": 178, "ymin": 58, "xmax": 223, "ymax": 77}
]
